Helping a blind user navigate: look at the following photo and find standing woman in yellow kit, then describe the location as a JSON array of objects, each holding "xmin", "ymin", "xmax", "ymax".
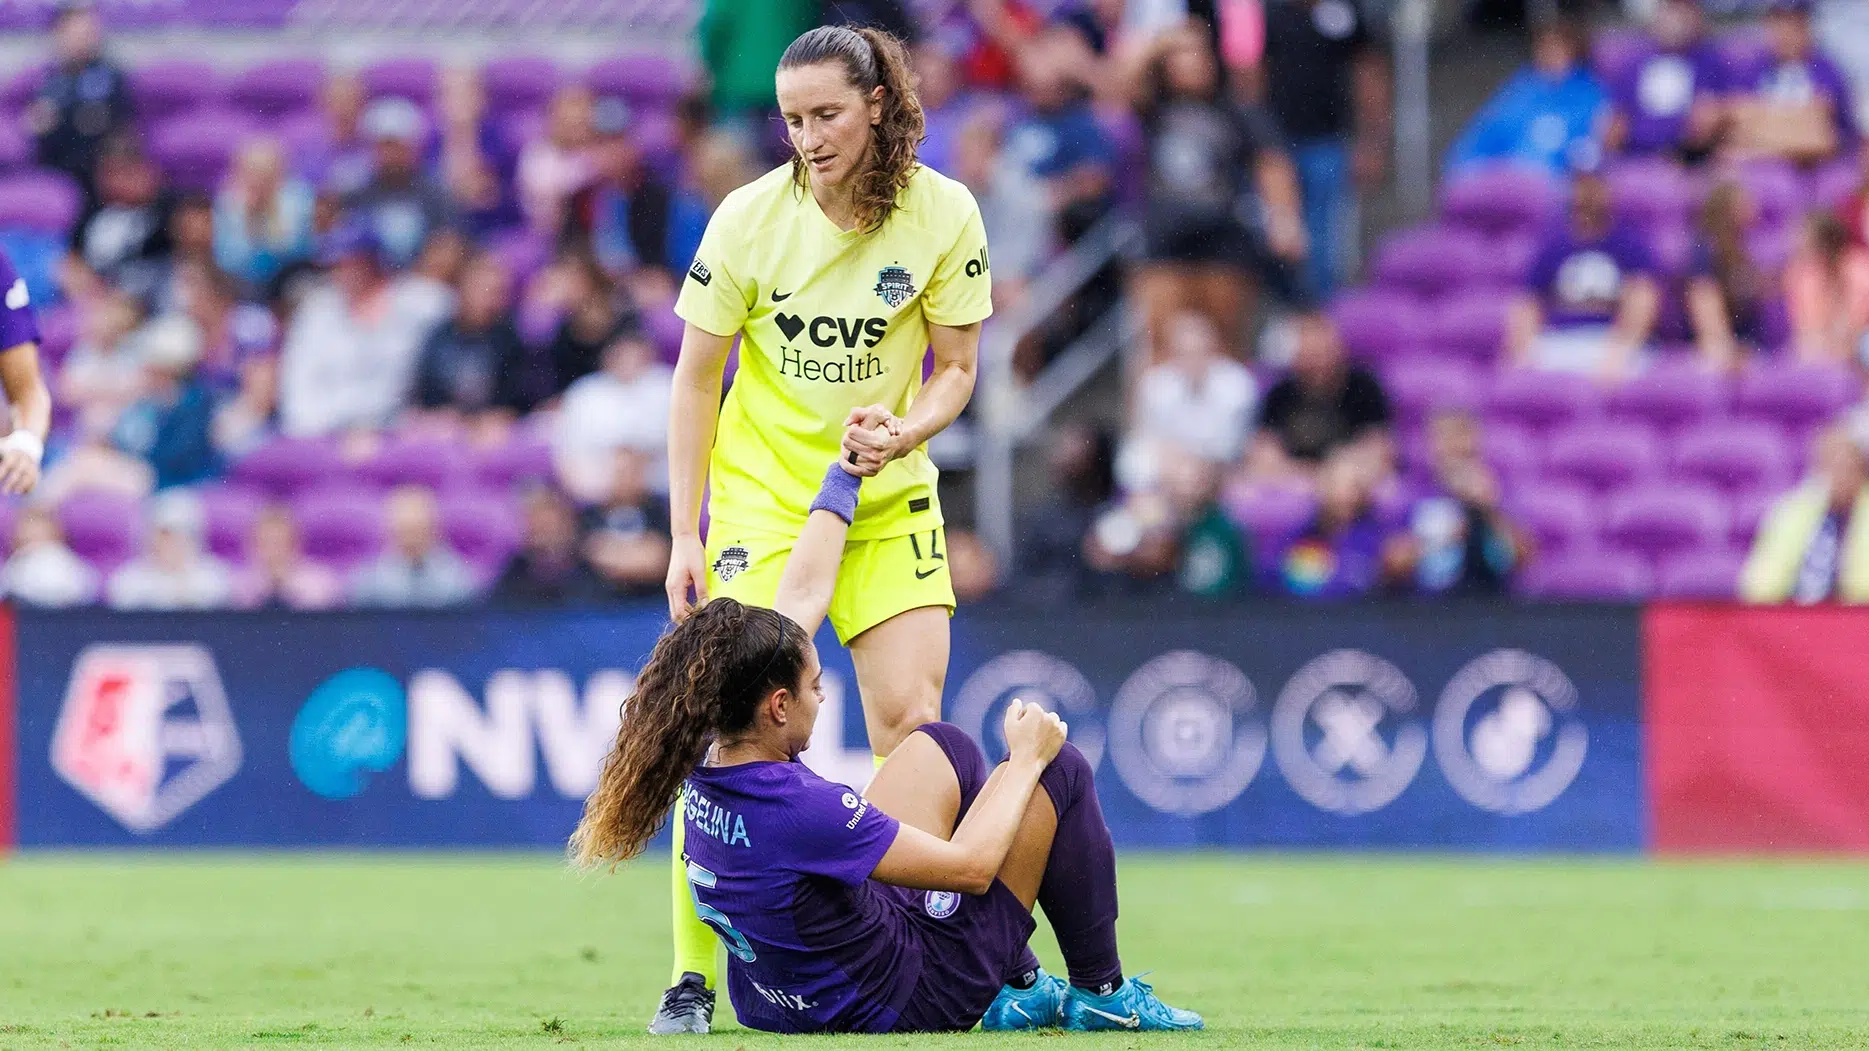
[{"xmin": 651, "ymin": 24, "xmax": 995, "ymax": 1033}]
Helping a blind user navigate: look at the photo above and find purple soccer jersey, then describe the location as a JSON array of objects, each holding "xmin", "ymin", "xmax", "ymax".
[
  {"xmin": 1527, "ymin": 226, "xmax": 1654, "ymax": 329},
  {"xmin": 680, "ymin": 760, "xmax": 915, "ymax": 1033},
  {"xmin": 1611, "ymin": 44, "xmax": 1724, "ymax": 154},
  {"xmin": 0, "ymin": 251, "xmax": 39, "ymax": 351}
]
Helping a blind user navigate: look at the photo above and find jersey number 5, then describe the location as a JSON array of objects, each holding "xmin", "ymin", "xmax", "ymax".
[{"xmin": 686, "ymin": 859, "xmax": 756, "ymax": 962}]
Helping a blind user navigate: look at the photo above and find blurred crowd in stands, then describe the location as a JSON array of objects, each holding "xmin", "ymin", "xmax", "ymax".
[{"xmin": 1, "ymin": 0, "xmax": 1866, "ymax": 609}]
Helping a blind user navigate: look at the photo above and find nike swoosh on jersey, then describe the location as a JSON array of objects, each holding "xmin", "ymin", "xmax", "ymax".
[
  {"xmin": 1081, "ymin": 1005, "xmax": 1142, "ymax": 1029},
  {"xmin": 915, "ymin": 566, "xmax": 943, "ymax": 580},
  {"xmin": 770, "ymin": 289, "xmax": 792, "ymax": 301}
]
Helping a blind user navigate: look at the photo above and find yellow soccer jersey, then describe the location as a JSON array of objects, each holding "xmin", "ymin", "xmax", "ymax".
[{"xmin": 674, "ymin": 163, "xmax": 992, "ymax": 542}]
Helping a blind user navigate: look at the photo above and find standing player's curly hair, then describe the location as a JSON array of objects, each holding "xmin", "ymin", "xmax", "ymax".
[
  {"xmin": 569, "ymin": 599, "xmax": 811, "ymax": 870},
  {"xmin": 779, "ymin": 25, "xmax": 924, "ymax": 234}
]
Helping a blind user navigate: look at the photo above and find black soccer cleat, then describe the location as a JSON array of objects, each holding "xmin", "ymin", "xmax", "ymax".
[{"xmin": 647, "ymin": 971, "xmax": 715, "ymax": 1035}]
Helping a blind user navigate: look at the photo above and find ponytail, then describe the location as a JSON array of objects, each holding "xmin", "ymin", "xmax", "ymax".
[
  {"xmin": 568, "ymin": 599, "xmax": 809, "ymax": 870},
  {"xmin": 779, "ymin": 25, "xmax": 924, "ymax": 234}
]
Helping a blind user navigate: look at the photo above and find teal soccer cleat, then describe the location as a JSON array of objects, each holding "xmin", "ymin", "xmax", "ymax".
[
  {"xmin": 980, "ymin": 968, "xmax": 1068, "ymax": 1030},
  {"xmin": 1062, "ymin": 975, "xmax": 1204, "ymax": 1031}
]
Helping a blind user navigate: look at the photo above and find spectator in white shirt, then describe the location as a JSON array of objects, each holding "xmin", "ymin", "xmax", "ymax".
[
  {"xmin": 350, "ymin": 484, "xmax": 479, "ymax": 608},
  {"xmin": 276, "ymin": 225, "xmax": 453, "ymax": 438},
  {"xmin": 3, "ymin": 505, "xmax": 99, "ymax": 607},
  {"xmin": 553, "ymin": 328, "xmax": 673, "ymax": 504},
  {"xmin": 1118, "ymin": 311, "xmax": 1258, "ymax": 491},
  {"xmin": 106, "ymin": 489, "xmax": 233, "ymax": 610}
]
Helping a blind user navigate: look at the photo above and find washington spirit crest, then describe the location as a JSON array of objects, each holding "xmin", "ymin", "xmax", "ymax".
[
  {"xmin": 873, "ymin": 265, "xmax": 916, "ymax": 308},
  {"xmin": 713, "ymin": 545, "xmax": 751, "ymax": 583}
]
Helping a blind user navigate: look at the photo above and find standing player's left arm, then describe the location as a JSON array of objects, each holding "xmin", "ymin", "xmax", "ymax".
[
  {"xmin": 0, "ymin": 340, "xmax": 50, "ymax": 494},
  {"xmin": 841, "ymin": 321, "xmax": 978, "ymax": 476}
]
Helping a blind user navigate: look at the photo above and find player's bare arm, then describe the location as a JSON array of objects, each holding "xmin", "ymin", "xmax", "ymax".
[
  {"xmin": 664, "ymin": 321, "xmax": 735, "ymax": 621},
  {"xmin": 841, "ymin": 319, "xmax": 979, "ymax": 476},
  {"xmin": 0, "ymin": 339, "xmax": 51, "ymax": 495}
]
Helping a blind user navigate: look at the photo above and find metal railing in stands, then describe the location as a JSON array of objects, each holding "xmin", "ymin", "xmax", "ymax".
[{"xmin": 973, "ymin": 213, "xmax": 1141, "ymax": 570}]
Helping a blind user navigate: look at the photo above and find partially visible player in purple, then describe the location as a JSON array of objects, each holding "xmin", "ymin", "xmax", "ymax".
[
  {"xmin": 0, "ymin": 250, "xmax": 52, "ymax": 495},
  {"xmin": 571, "ymin": 412, "xmax": 1202, "ymax": 1034}
]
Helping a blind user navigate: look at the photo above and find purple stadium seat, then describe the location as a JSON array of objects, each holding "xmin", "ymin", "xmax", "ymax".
[
  {"xmin": 130, "ymin": 61, "xmax": 222, "ymax": 124},
  {"xmin": 439, "ymin": 489, "xmax": 522, "ymax": 567},
  {"xmin": 1645, "ymin": 221, "xmax": 1694, "ymax": 277},
  {"xmin": 1426, "ymin": 292, "xmax": 1507, "ymax": 362},
  {"xmin": 1384, "ymin": 357, "xmax": 1482, "ymax": 427},
  {"xmin": 1814, "ymin": 158, "xmax": 1862, "ymax": 209},
  {"xmin": 1607, "ymin": 158, "xmax": 1696, "ymax": 229},
  {"xmin": 1734, "ymin": 364, "xmax": 1860, "ymax": 430},
  {"xmin": 36, "ymin": 302, "xmax": 75, "ymax": 361},
  {"xmin": 587, "ymin": 54, "xmax": 689, "ymax": 110},
  {"xmin": 229, "ymin": 437, "xmax": 343, "ymax": 497},
  {"xmin": 1745, "ymin": 221, "xmax": 1795, "ymax": 275},
  {"xmin": 1223, "ymin": 484, "xmax": 1317, "ymax": 555},
  {"xmin": 1331, "ymin": 289, "xmax": 1429, "ymax": 360},
  {"xmin": 0, "ymin": 169, "xmax": 82, "ymax": 234},
  {"xmin": 362, "ymin": 439, "xmax": 473, "ymax": 490},
  {"xmin": 229, "ymin": 59, "xmax": 325, "ymax": 119},
  {"xmin": 498, "ymin": 110, "xmax": 546, "ymax": 158},
  {"xmin": 1608, "ymin": 360, "xmax": 1728, "ymax": 433},
  {"xmin": 1438, "ymin": 165, "xmax": 1560, "ymax": 235},
  {"xmin": 1670, "ymin": 419, "xmax": 1794, "ymax": 493},
  {"xmin": 646, "ymin": 309, "xmax": 684, "ymax": 365},
  {"xmin": 1486, "ymin": 369, "xmax": 1602, "ymax": 434},
  {"xmin": 1543, "ymin": 420, "xmax": 1662, "ymax": 492},
  {"xmin": 1735, "ymin": 160, "xmax": 1805, "ymax": 228},
  {"xmin": 485, "ymin": 225, "xmax": 552, "ymax": 288},
  {"xmin": 2, "ymin": 65, "xmax": 46, "ymax": 112},
  {"xmin": 1601, "ymin": 485, "xmax": 1729, "ymax": 560},
  {"xmin": 1372, "ymin": 225, "xmax": 1489, "ymax": 299},
  {"xmin": 1507, "ymin": 484, "xmax": 1597, "ymax": 556},
  {"xmin": 292, "ymin": 486, "xmax": 386, "ymax": 569},
  {"xmin": 1482, "ymin": 421, "xmax": 1539, "ymax": 482},
  {"xmin": 1656, "ymin": 545, "xmax": 1746, "ymax": 599},
  {"xmin": 473, "ymin": 436, "xmax": 554, "ymax": 489},
  {"xmin": 197, "ymin": 483, "xmax": 268, "ymax": 562},
  {"xmin": 151, "ymin": 110, "xmax": 259, "ymax": 192},
  {"xmin": 484, "ymin": 57, "xmax": 560, "ymax": 114},
  {"xmin": 363, "ymin": 58, "xmax": 437, "ymax": 105},
  {"xmin": 1729, "ymin": 484, "xmax": 1782, "ymax": 545},
  {"xmin": 1520, "ymin": 548, "xmax": 1653, "ymax": 600},
  {"xmin": 277, "ymin": 110, "xmax": 333, "ymax": 178},
  {"xmin": 58, "ymin": 489, "xmax": 142, "ymax": 571},
  {"xmin": 0, "ymin": 120, "xmax": 30, "ymax": 170}
]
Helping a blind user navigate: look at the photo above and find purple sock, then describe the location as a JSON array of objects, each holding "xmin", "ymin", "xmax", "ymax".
[{"xmin": 1035, "ymin": 742, "xmax": 1123, "ymax": 994}]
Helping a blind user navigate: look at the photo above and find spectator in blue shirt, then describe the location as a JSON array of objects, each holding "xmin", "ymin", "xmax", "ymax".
[
  {"xmin": 1447, "ymin": 18, "xmax": 1607, "ymax": 178},
  {"xmin": 1004, "ymin": 25, "xmax": 1115, "ymax": 244},
  {"xmin": 214, "ymin": 138, "xmax": 316, "ymax": 293}
]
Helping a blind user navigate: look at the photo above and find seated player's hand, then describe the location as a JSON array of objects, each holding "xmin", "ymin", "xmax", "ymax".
[
  {"xmin": 1002, "ymin": 698, "xmax": 1068, "ymax": 767},
  {"xmin": 0, "ymin": 445, "xmax": 39, "ymax": 495},
  {"xmin": 841, "ymin": 405, "xmax": 905, "ymax": 478}
]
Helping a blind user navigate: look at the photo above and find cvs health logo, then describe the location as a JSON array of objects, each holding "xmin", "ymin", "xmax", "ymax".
[{"xmin": 51, "ymin": 645, "xmax": 242, "ymax": 833}]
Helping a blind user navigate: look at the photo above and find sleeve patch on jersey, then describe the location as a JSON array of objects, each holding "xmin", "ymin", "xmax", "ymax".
[
  {"xmin": 688, "ymin": 259, "xmax": 713, "ymax": 287},
  {"xmin": 908, "ymin": 497, "xmax": 931, "ymax": 514}
]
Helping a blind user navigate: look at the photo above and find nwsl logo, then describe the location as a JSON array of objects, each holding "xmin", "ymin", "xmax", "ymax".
[{"xmin": 50, "ymin": 645, "xmax": 242, "ymax": 833}]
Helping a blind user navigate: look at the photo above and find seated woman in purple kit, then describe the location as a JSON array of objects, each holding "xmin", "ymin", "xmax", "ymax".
[{"xmin": 570, "ymin": 409, "xmax": 1202, "ymax": 1034}]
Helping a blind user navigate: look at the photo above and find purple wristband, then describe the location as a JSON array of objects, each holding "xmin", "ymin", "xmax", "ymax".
[{"xmin": 810, "ymin": 463, "xmax": 863, "ymax": 524}]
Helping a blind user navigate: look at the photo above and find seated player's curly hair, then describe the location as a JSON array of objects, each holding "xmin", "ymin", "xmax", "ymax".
[
  {"xmin": 778, "ymin": 25, "xmax": 924, "ymax": 235},
  {"xmin": 569, "ymin": 598, "xmax": 811, "ymax": 870}
]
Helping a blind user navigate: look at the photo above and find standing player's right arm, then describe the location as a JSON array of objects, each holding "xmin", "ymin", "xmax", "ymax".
[
  {"xmin": 665, "ymin": 322, "xmax": 735, "ymax": 621},
  {"xmin": 0, "ymin": 340, "xmax": 49, "ymax": 495}
]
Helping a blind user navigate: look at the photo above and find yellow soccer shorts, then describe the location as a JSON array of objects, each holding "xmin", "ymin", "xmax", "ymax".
[{"xmin": 705, "ymin": 523, "xmax": 956, "ymax": 644}]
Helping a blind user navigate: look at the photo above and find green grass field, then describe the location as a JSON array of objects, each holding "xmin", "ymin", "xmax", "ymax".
[{"xmin": 2, "ymin": 854, "xmax": 1868, "ymax": 1050}]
